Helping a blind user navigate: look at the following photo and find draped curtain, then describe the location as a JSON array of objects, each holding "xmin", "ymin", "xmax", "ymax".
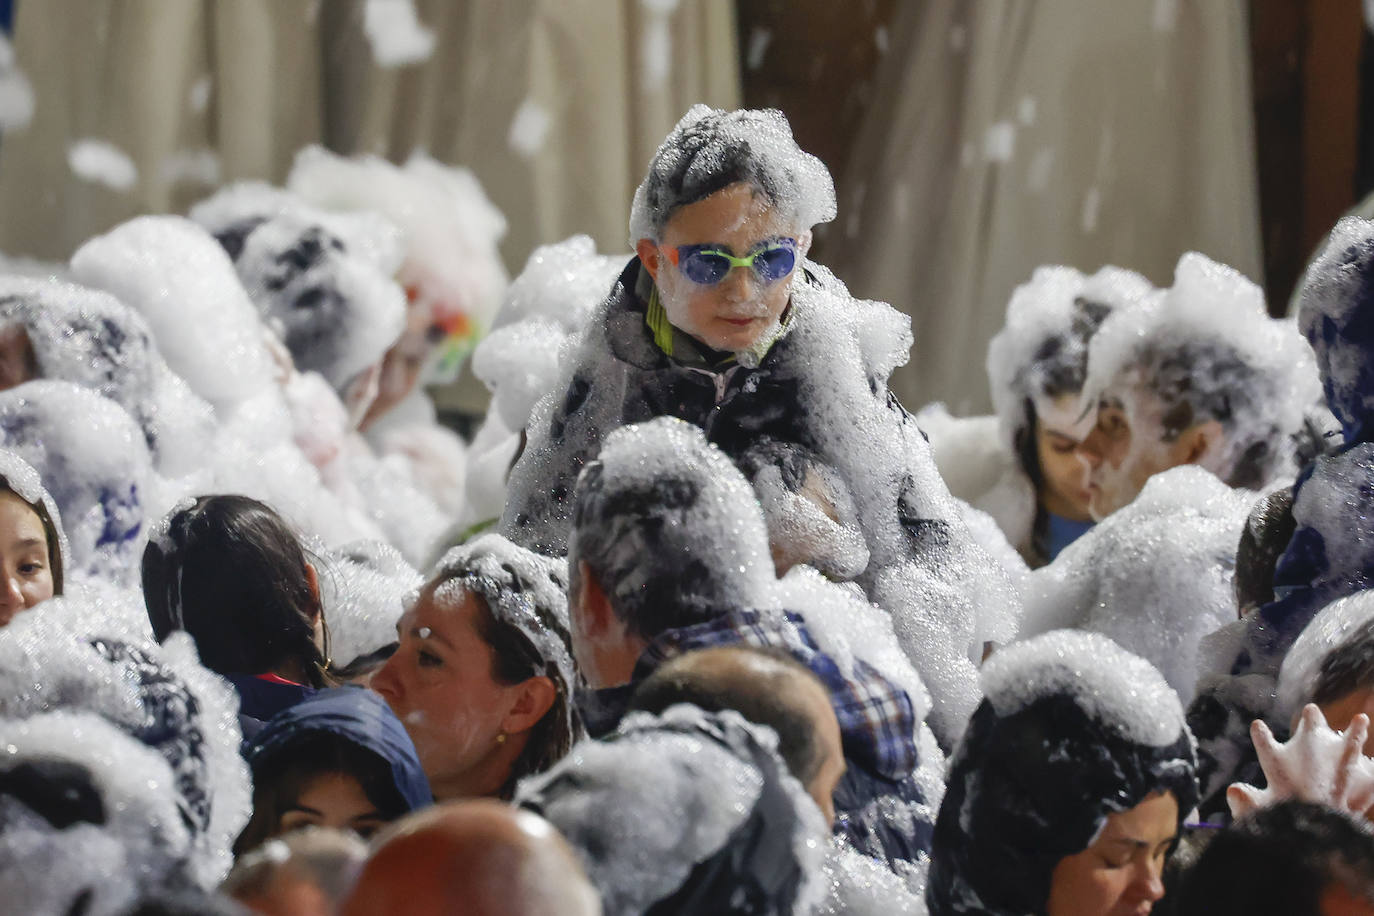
[{"xmin": 822, "ymin": 0, "xmax": 1261, "ymax": 415}]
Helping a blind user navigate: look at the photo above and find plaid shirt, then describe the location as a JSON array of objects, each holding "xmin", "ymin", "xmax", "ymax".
[{"xmin": 633, "ymin": 608, "xmax": 920, "ymax": 781}]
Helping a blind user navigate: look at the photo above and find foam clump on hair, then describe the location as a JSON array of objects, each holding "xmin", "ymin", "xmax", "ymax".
[
  {"xmin": 982, "ymin": 630, "xmax": 1187, "ymax": 748},
  {"xmin": 1297, "ymin": 215, "xmax": 1374, "ymax": 442},
  {"xmin": 0, "ymin": 599, "xmax": 251, "ymax": 889},
  {"xmin": 431, "ymin": 534, "xmax": 573, "ymax": 691},
  {"xmin": 517, "ymin": 704, "xmax": 827, "ymax": 916},
  {"xmin": 628, "ymin": 105, "xmax": 837, "ymax": 245},
  {"xmin": 69, "ymin": 215, "xmax": 275, "ymax": 413},
  {"xmin": 1019, "ymin": 466, "xmax": 1253, "ymax": 703},
  {"xmin": 1277, "ymin": 591, "xmax": 1374, "ymax": 724},
  {"xmin": 0, "ymin": 275, "xmax": 217, "ymax": 478},
  {"xmin": 1083, "ymin": 252, "xmax": 1320, "ymax": 487},
  {"xmin": 0, "ymin": 380, "xmax": 163, "ymax": 588}
]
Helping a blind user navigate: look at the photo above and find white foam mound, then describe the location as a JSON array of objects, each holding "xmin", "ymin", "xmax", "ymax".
[
  {"xmin": 0, "ymin": 33, "xmax": 34, "ymax": 130},
  {"xmin": 1019, "ymin": 465, "xmax": 1252, "ymax": 704},
  {"xmin": 1298, "ymin": 215, "xmax": 1374, "ymax": 431},
  {"xmin": 363, "ymin": 0, "xmax": 436, "ymax": 67},
  {"xmin": 628, "ymin": 105, "xmax": 837, "ymax": 244},
  {"xmin": 982, "ymin": 630, "xmax": 1187, "ymax": 748},
  {"xmin": 319, "ymin": 539, "xmax": 422, "ymax": 668},
  {"xmin": 68, "ymin": 139, "xmax": 137, "ymax": 192},
  {"xmin": 1278, "ymin": 591, "xmax": 1374, "ymax": 723},
  {"xmin": 69, "ymin": 215, "xmax": 275, "ymax": 411}
]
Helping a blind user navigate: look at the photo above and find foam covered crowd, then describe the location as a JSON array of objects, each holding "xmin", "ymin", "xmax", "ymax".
[{"xmin": 4, "ymin": 104, "xmax": 1374, "ymax": 915}]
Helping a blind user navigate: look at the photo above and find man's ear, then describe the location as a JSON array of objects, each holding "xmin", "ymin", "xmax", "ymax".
[
  {"xmin": 1178, "ymin": 419, "xmax": 1225, "ymax": 468},
  {"xmin": 501, "ymin": 675, "xmax": 558, "ymax": 736},
  {"xmin": 577, "ymin": 561, "xmax": 614, "ymax": 638},
  {"xmin": 636, "ymin": 239, "xmax": 662, "ymax": 283}
]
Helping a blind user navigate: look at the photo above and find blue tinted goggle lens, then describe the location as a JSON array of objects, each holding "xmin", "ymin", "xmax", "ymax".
[{"xmin": 673, "ymin": 240, "xmax": 798, "ymax": 286}]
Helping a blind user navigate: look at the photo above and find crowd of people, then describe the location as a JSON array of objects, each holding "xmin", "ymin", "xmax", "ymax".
[{"xmin": 2, "ymin": 103, "xmax": 1374, "ymax": 915}]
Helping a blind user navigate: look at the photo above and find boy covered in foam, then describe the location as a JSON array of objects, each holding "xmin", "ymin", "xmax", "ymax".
[{"xmin": 501, "ymin": 106, "xmax": 1016, "ymax": 744}]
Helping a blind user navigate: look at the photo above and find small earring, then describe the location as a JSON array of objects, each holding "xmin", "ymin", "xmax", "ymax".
[{"xmin": 496, "ymin": 732, "xmax": 507, "ymax": 745}]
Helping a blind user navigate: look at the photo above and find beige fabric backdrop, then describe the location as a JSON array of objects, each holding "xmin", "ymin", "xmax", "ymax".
[
  {"xmin": 823, "ymin": 0, "xmax": 1262, "ymax": 415},
  {"xmin": 0, "ymin": 0, "xmax": 740, "ymax": 267}
]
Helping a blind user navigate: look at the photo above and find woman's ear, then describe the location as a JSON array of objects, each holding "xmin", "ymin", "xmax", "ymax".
[
  {"xmin": 501, "ymin": 675, "xmax": 558, "ymax": 736},
  {"xmin": 636, "ymin": 239, "xmax": 662, "ymax": 283}
]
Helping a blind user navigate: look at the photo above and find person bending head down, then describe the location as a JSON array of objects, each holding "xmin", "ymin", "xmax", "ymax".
[
  {"xmin": 628, "ymin": 646, "xmax": 846, "ymax": 824},
  {"xmin": 1077, "ymin": 253, "xmax": 1318, "ymax": 520},
  {"xmin": 1277, "ymin": 591, "xmax": 1374, "ymax": 761},
  {"xmin": 927, "ymin": 631, "xmax": 1198, "ymax": 916},
  {"xmin": 567, "ymin": 417, "xmax": 777, "ymax": 690},
  {"xmin": 371, "ymin": 534, "xmax": 579, "ymax": 801},
  {"xmin": 341, "ymin": 800, "xmax": 601, "ymax": 916},
  {"xmin": 630, "ymin": 105, "xmax": 834, "ymax": 357}
]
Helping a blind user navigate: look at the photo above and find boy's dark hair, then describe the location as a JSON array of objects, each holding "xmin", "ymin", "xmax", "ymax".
[
  {"xmin": 233, "ymin": 732, "xmax": 401, "ymax": 855},
  {"xmin": 1170, "ymin": 800, "xmax": 1374, "ymax": 915},
  {"xmin": 142, "ymin": 494, "xmax": 330, "ymax": 686},
  {"xmin": 1310, "ymin": 617, "xmax": 1374, "ymax": 710},
  {"xmin": 1234, "ymin": 487, "xmax": 1297, "ymax": 614},
  {"xmin": 628, "ymin": 646, "xmax": 830, "ymax": 786},
  {"xmin": 629, "ymin": 106, "xmax": 835, "ymax": 242}
]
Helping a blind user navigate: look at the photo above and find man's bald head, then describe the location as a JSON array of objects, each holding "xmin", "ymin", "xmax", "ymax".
[
  {"xmin": 340, "ymin": 800, "xmax": 601, "ymax": 916},
  {"xmin": 628, "ymin": 646, "xmax": 846, "ymax": 823}
]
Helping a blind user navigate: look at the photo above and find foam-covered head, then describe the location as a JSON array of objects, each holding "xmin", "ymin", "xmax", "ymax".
[
  {"xmin": 629, "ymin": 106, "xmax": 836, "ymax": 246},
  {"xmin": 0, "ymin": 276, "xmax": 216, "ymax": 477},
  {"xmin": 516, "ymin": 705, "xmax": 827, "ymax": 916},
  {"xmin": 0, "ymin": 711, "xmax": 192, "ymax": 915},
  {"xmin": 569, "ymin": 417, "xmax": 776, "ymax": 639},
  {"xmin": 1277, "ymin": 591, "xmax": 1374, "ymax": 724},
  {"xmin": 193, "ymin": 184, "xmax": 408, "ymax": 395},
  {"xmin": 1080, "ymin": 253, "xmax": 1319, "ymax": 515},
  {"xmin": 1296, "ymin": 215, "xmax": 1374, "ymax": 444},
  {"xmin": 68, "ymin": 215, "xmax": 276, "ymax": 412},
  {"xmin": 0, "ymin": 380, "xmax": 153, "ymax": 586},
  {"xmin": 987, "ymin": 265, "xmax": 1144, "ymax": 520},
  {"xmin": 428, "ymin": 533, "xmax": 576, "ymax": 757},
  {"xmin": 288, "ymin": 147, "xmax": 509, "ymax": 378},
  {"xmin": 1019, "ymin": 466, "xmax": 1253, "ymax": 704},
  {"xmin": 0, "ymin": 598, "xmax": 251, "ymax": 888},
  {"xmin": 927, "ymin": 630, "xmax": 1197, "ymax": 916}
]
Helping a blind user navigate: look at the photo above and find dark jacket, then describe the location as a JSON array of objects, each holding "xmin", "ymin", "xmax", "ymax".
[
  {"xmin": 576, "ymin": 608, "xmax": 934, "ymax": 869},
  {"xmin": 245, "ymin": 687, "xmax": 431, "ymax": 814},
  {"xmin": 227, "ymin": 673, "xmax": 318, "ymax": 743},
  {"xmin": 504, "ymin": 256, "xmax": 1014, "ymax": 742}
]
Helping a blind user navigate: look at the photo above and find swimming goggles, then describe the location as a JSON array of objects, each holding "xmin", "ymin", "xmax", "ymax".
[{"xmin": 667, "ymin": 238, "xmax": 798, "ymax": 286}]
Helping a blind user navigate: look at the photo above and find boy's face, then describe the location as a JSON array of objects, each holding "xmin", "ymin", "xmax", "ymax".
[
  {"xmin": 1076, "ymin": 379, "xmax": 1193, "ymax": 520},
  {"xmin": 638, "ymin": 182, "xmax": 808, "ymax": 353}
]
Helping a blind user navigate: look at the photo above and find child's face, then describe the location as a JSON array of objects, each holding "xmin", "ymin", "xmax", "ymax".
[{"xmin": 639, "ymin": 183, "xmax": 808, "ymax": 353}]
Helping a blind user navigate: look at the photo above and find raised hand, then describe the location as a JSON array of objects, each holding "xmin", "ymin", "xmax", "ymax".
[{"xmin": 1227, "ymin": 704, "xmax": 1374, "ymax": 820}]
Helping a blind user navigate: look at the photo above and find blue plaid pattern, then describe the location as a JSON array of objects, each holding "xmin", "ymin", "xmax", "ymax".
[{"xmin": 633, "ymin": 609, "xmax": 920, "ymax": 780}]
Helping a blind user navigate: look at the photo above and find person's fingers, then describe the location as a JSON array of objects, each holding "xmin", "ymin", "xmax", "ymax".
[{"xmin": 1226, "ymin": 783, "xmax": 1263, "ymax": 819}]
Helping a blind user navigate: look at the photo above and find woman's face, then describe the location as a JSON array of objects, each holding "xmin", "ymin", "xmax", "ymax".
[
  {"xmin": 1046, "ymin": 791, "xmax": 1178, "ymax": 916},
  {"xmin": 371, "ymin": 586, "xmax": 521, "ymax": 798},
  {"xmin": 277, "ymin": 771, "xmax": 387, "ymax": 840},
  {"xmin": 1034, "ymin": 393, "xmax": 1094, "ymax": 522},
  {"xmin": 0, "ymin": 491, "xmax": 54, "ymax": 627}
]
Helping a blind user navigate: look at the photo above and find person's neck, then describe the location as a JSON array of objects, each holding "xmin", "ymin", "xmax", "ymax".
[
  {"xmin": 586, "ymin": 635, "xmax": 649, "ymax": 690},
  {"xmin": 271, "ymin": 658, "xmax": 313, "ymax": 686},
  {"xmin": 1040, "ymin": 492, "xmax": 1092, "ymax": 523},
  {"xmin": 431, "ymin": 731, "xmax": 531, "ymax": 801}
]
